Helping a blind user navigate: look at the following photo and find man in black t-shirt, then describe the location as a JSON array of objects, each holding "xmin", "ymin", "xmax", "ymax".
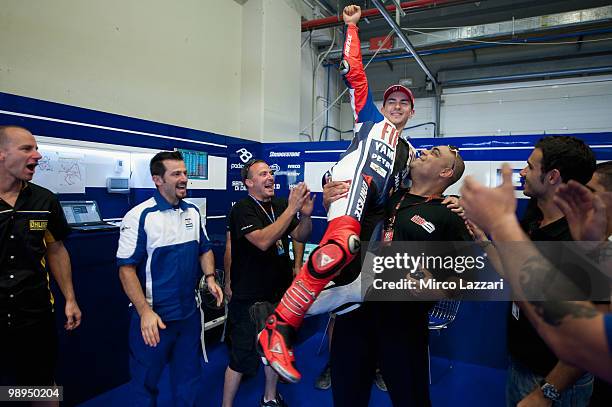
[
  {"xmin": 0, "ymin": 125, "xmax": 81, "ymax": 387},
  {"xmin": 507, "ymin": 136, "xmax": 598, "ymax": 407},
  {"xmin": 328, "ymin": 145, "xmax": 470, "ymax": 407},
  {"xmin": 222, "ymin": 159, "xmax": 312, "ymax": 407}
]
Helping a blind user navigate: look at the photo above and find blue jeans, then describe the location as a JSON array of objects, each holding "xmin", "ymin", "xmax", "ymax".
[{"xmin": 506, "ymin": 357, "xmax": 593, "ymax": 407}]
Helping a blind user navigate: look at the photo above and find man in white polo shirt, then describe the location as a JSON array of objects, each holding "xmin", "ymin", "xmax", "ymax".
[{"xmin": 117, "ymin": 150, "xmax": 222, "ymax": 407}]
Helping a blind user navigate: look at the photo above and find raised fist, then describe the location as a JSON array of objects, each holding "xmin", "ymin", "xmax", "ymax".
[{"xmin": 343, "ymin": 5, "xmax": 361, "ymax": 25}]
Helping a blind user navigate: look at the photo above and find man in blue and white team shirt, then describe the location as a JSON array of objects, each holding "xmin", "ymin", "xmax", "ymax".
[{"xmin": 117, "ymin": 150, "xmax": 223, "ymax": 407}]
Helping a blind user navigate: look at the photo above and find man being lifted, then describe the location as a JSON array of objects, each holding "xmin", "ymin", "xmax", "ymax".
[{"xmin": 255, "ymin": 4, "xmax": 417, "ymax": 383}]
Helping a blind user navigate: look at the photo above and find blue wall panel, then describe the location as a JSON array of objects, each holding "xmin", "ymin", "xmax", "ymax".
[{"xmin": 0, "ymin": 92, "xmax": 229, "ymax": 153}]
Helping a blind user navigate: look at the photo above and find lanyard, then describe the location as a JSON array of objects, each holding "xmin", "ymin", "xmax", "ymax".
[
  {"xmin": 249, "ymin": 195, "xmax": 276, "ymax": 224},
  {"xmin": 382, "ymin": 191, "xmax": 442, "ymax": 242},
  {"xmin": 249, "ymin": 195, "xmax": 286, "ymax": 256}
]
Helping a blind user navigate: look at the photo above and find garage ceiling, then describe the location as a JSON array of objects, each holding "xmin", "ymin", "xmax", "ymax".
[{"xmin": 300, "ymin": 0, "xmax": 612, "ymax": 98}]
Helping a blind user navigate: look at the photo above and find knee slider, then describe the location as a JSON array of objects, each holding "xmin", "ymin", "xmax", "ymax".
[{"xmin": 307, "ymin": 242, "xmax": 346, "ymax": 279}]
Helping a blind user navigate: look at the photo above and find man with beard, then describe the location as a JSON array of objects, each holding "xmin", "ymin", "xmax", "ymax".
[
  {"xmin": 460, "ymin": 164, "xmax": 612, "ymax": 384},
  {"xmin": 507, "ymin": 136, "xmax": 598, "ymax": 406},
  {"xmin": 117, "ymin": 150, "xmax": 223, "ymax": 407}
]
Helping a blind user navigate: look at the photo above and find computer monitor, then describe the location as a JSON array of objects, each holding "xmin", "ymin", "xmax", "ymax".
[{"xmin": 177, "ymin": 148, "xmax": 208, "ymax": 180}]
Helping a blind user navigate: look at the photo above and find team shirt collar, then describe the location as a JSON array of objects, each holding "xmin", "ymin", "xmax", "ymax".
[{"xmin": 153, "ymin": 189, "xmax": 188, "ymax": 211}]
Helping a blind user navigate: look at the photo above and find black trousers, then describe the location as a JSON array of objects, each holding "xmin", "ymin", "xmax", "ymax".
[
  {"xmin": 0, "ymin": 312, "xmax": 58, "ymax": 386},
  {"xmin": 330, "ymin": 302, "xmax": 432, "ymax": 407}
]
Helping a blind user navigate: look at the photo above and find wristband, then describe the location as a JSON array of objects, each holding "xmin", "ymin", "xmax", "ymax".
[{"xmin": 478, "ymin": 240, "xmax": 494, "ymax": 249}]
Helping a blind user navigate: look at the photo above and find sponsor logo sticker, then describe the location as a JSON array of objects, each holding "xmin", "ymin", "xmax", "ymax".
[
  {"xmin": 236, "ymin": 148, "xmax": 253, "ymax": 163},
  {"xmin": 29, "ymin": 220, "xmax": 48, "ymax": 231},
  {"xmin": 269, "ymin": 151, "xmax": 301, "ymax": 158},
  {"xmin": 410, "ymin": 215, "xmax": 435, "ymax": 233}
]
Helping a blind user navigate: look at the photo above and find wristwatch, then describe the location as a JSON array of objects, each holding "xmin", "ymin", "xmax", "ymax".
[{"xmin": 540, "ymin": 381, "xmax": 561, "ymax": 401}]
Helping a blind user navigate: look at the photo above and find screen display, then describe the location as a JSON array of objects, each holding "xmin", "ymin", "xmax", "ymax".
[
  {"xmin": 109, "ymin": 178, "xmax": 129, "ymax": 189},
  {"xmin": 61, "ymin": 202, "xmax": 102, "ymax": 225},
  {"xmin": 178, "ymin": 149, "xmax": 208, "ymax": 180}
]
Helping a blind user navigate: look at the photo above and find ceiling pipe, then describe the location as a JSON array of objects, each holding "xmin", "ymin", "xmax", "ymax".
[
  {"xmin": 322, "ymin": 5, "xmax": 612, "ymax": 60},
  {"xmin": 363, "ymin": 27, "xmax": 612, "ymax": 64},
  {"xmin": 443, "ymin": 66, "xmax": 612, "ymax": 86},
  {"xmin": 371, "ymin": 0, "xmax": 441, "ymax": 137},
  {"xmin": 301, "ymin": 0, "xmax": 465, "ymax": 32},
  {"xmin": 371, "ymin": 0, "xmax": 439, "ymax": 90}
]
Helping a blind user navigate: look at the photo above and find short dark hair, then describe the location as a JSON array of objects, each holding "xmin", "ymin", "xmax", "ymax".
[
  {"xmin": 594, "ymin": 161, "xmax": 612, "ymax": 191},
  {"xmin": 448, "ymin": 145, "xmax": 465, "ymax": 186},
  {"xmin": 241, "ymin": 159, "xmax": 266, "ymax": 183},
  {"xmin": 535, "ymin": 136, "xmax": 595, "ymax": 185},
  {"xmin": 150, "ymin": 151, "xmax": 183, "ymax": 177},
  {"xmin": 0, "ymin": 125, "xmax": 30, "ymax": 146}
]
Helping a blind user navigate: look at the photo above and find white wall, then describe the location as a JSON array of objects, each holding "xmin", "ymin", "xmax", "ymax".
[
  {"xmin": 4, "ymin": 2, "xmax": 611, "ymax": 144},
  {"xmin": 239, "ymin": 0, "xmax": 303, "ymax": 142},
  {"xmin": 0, "ymin": 0, "xmax": 340, "ymax": 143},
  {"xmin": 300, "ymin": 27, "xmax": 343, "ymax": 142},
  {"xmin": 261, "ymin": 0, "xmax": 301, "ymax": 142},
  {"xmin": 441, "ymin": 75, "xmax": 612, "ymax": 136},
  {"xmin": 336, "ymin": 75, "xmax": 612, "ymax": 139},
  {"xmin": 0, "ymin": 0, "xmax": 243, "ymax": 138},
  {"xmin": 240, "ymin": 0, "xmax": 265, "ymax": 140}
]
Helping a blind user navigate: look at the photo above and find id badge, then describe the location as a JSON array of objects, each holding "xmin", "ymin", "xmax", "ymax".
[
  {"xmin": 276, "ymin": 240, "xmax": 285, "ymax": 256},
  {"xmin": 511, "ymin": 302, "xmax": 520, "ymax": 320},
  {"xmin": 383, "ymin": 229, "xmax": 394, "ymax": 242}
]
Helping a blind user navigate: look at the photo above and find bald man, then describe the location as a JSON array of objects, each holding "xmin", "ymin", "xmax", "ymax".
[{"xmin": 0, "ymin": 125, "xmax": 81, "ymax": 390}]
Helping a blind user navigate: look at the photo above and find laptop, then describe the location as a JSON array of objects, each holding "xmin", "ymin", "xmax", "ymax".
[{"xmin": 60, "ymin": 201, "xmax": 119, "ymax": 232}]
